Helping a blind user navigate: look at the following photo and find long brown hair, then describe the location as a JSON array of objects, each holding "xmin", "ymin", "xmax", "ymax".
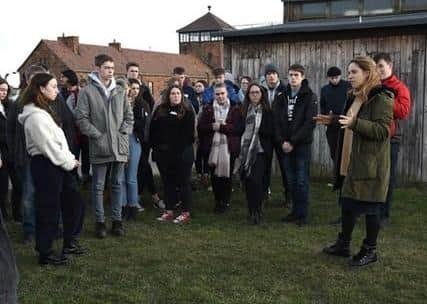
[
  {"xmin": 154, "ymin": 85, "xmax": 190, "ymax": 120},
  {"xmin": 241, "ymin": 82, "xmax": 270, "ymax": 118},
  {"xmin": 349, "ymin": 56, "xmax": 381, "ymax": 101},
  {"xmin": 20, "ymin": 73, "xmax": 60, "ymax": 125}
]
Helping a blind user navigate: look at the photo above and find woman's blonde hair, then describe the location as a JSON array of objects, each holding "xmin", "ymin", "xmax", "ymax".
[{"xmin": 349, "ymin": 56, "xmax": 381, "ymax": 101}]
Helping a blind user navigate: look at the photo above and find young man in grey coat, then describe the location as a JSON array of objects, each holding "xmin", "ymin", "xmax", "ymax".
[{"xmin": 75, "ymin": 54, "xmax": 133, "ymax": 238}]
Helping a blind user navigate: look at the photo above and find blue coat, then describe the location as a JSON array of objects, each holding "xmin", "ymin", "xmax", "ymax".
[{"xmin": 202, "ymin": 81, "xmax": 239, "ymax": 105}]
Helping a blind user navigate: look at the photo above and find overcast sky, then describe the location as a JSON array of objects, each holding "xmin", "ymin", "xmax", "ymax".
[{"xmin": 0, "ymin": 0, "xmax": 282, "ymax": 78}]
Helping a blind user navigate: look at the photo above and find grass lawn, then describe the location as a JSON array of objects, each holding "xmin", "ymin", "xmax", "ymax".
[{"xmin": 6, "ymin": 179, "xmax": 427, "ymax": 304}]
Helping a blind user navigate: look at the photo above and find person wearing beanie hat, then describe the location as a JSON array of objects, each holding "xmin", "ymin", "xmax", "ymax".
[
  {"xmin": 262, "ymin": 63, "xmax": 291, "ymax": 209},
  {"xmin": 317, "ymin": 67, "xmax": 350, "ymax": 224},
  {"xmin": 326, "ymin": 66, "xmax": 342, "ymax": 78},
  {"xmin": 264, "ymin": 63, "xmax": 280, "ymax": 77}
]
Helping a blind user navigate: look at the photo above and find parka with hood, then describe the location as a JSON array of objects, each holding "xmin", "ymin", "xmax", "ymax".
[{"xmin": 74, "ymin": 73, "xmax": 134, "ymax": 164}]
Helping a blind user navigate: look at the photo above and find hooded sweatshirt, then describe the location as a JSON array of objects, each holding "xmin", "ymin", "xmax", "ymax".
[{"xmin": 18, "ymin": 104, "xmax": 76, "ymax": 171}]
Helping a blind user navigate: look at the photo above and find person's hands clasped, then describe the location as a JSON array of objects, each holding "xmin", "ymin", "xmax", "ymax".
[
  {"xmin": 212, "ymin": 122, "xmax": 221, "ymax": 131},
  {"xmin": 282, "ymin": 141, "xmax": 293, "ymax": 153}
]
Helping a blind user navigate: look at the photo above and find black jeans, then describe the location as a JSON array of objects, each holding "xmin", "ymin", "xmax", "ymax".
[
  {"xmin": 243, "ymin": 153, "xmax": 266, "ymax": 214},
  {"xmin": 31, "ymin": 155, "xmax": 85, "ymax": 255},
  {"xmin": 265, "ymin": 142, "xmax": 288, "ymax": 196},
  {"xmin": 195, "ymin": 145, "xmax": 209, "ymax": 175},
  {"xmin": 156, "ymin": 147, "xmax": 193, "ymax": 212},
  {"xmin": 381, "ymin": 142, "xmax": 399, "ymax": 219},
  {"xmin": 0, "ymin": 162, "xmax": 22, "ymax": 221},
  {"xmin": 138, "ymin": 145, "xmax": 158, "ymax": 196},
  {"xmin": 0, "ymin": 209, "xmax": 18, "ymax": 304},
  {"xmin": 326, "ymin": 127, "xmax": 339, "ymax": 162},
  {"xmin": 210, "ymin": 157, "xmax": 235, "ymax": 205}
]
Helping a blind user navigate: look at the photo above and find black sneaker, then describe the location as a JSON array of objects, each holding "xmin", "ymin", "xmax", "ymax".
[
  {"xmin": 23, "ymin": 233, "xmax": 34, "ymax": 245},
  {"xmin": 95, "ymin": 222, "xmax": 107, "ymax": 239},
  {"xmin": 111, "ymin": 220, "xmax": 124, "ymax": 237},
  {"xmin": 153, "ymin": 199, "xmax": 165, "ymax": 210},
  {"xmin": 63, "ymin": 240, "xmax": 87, "ymax": 255},
  {"xmin": 126, "ymin": 206, "xmax": 138, "ymax": 221},
  {"xmin": 39, "ymin": 251, "xmax": 68, "ymax": 266},
  {"xmin": 281, "ymin": 213, "xmax": 298, "ymax": 223},
  {"xmin": 296, "ymin": 217, "xmax": 308, "ymax": 227}
]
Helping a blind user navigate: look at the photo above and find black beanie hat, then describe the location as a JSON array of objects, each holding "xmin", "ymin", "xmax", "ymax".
[
  {"xmin": 264, "ymin": 63, "xmax": 279, "ymax": 76},
  {"xmin": 61, "ymin": 69, "xmax": 78, "ymax": 86},
  {"xmin": 327, "ymin": 66, "xmax": 341, "ymax": 77}
]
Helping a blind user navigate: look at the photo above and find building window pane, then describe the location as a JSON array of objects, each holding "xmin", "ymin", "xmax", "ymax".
[
  {"xmin": 190, "ymin": 32, "xmax": 200, "ymax": 42},
  {"xmin": 363, "ymin": 0, "xmax": 394, "ymax": 15},
  {"xmin": 180, "ymin": 33, "xmax": 189, "ymax": 43},
  {"xmin": 200, "ymin": 32, "xmax": 211, "ymax": 42},
  {"xmin": 301, "ymin": 2, "xmax": 327, "ymax": 19},
  {"xmin": 331, "ymin": 0, "xmax": 360, "ymax": 17},
  {"xmin": 211, "ymin": 32, "xmax": 223, "ymax": 41},
  {"xmin": 402, "ymin": 0, "xmax": 427, "ymax": 11}
]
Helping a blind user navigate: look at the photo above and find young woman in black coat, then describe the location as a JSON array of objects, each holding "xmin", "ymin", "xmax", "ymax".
[
  {"xmin": 150, "ymin": 85, "xmax": 195, "ymax": 224},
  {"xmin": 239, "ymin": 83, "xmax": 274, "ymax": 224}
]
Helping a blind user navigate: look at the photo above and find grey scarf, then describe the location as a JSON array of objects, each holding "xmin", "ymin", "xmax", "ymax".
[{"xmin": 239, "ymin": 104, "xmax": 263, "ymax": 177}]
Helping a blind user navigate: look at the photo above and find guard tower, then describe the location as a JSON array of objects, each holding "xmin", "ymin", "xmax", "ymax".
[{"xmin": 177, "ymin": 6, "xmax": 235, "ymax": 68}]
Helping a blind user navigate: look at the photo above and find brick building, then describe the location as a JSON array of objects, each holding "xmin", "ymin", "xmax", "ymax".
[{"xmin": 18, "ymin": 9, "xmax": 235, "ymax": 100}]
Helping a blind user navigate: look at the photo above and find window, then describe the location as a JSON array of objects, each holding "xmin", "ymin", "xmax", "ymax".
[
  {"xmin": 402, "ymin": 0, "xmax": 427, "ymax": 11},
  {"xmin": 200, "ymin": 32, "xmax": 211, "ymax": 42},
  {"xmin": 190, "ymin": 32, "xmax": 200, "ymax": 42},
  {"xmin": 301, "ymin": 2, "xmax": 327, "ymax": 19},
  {"xmin": 211, "ymin": 32, "xmax": 223, "ymax": 41},
  {"xmin": 179, "ymin": 33, "xmax": 189, "ymax": 43},
  {"xmin": 363, "ymin": 0, "xmax": 394, "ymax": 15},
  {"xmin": 330, "ymin": 0, "xmax": 359, "ymax": 17}
]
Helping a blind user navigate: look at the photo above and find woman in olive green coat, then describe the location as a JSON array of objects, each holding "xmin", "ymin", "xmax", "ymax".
[{"xmin": 317, "ymin": 56, "xmax": 393, "ymax": 267}]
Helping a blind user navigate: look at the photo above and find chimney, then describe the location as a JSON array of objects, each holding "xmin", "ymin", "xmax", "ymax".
[
  {"xmin": 109, "ymin": 39, "xmax": 122, "ymax": 52},
  {"xmin": 58, "ymin": 34, "xmax": 80, "ymax": 54}
]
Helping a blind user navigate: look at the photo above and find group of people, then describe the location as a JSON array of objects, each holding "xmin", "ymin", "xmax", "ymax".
[{"xmin": 0, "ymin": 50, "xmax": 411, "ymax": 299}]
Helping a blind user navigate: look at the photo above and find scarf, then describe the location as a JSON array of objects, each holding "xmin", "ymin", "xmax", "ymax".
[
  {"xmin": 340, "ymin": 95, "xmax": 364, "ymax": 176},
  {"xmin": 208, "ymin": 99, "xmax": 231, "ymax": 177},
  {"xmin": 239, "ymin": 104, "xmax": 263, "ymax": 177}
]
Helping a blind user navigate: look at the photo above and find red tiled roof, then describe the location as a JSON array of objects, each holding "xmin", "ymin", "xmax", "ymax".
[
  {"xmin": 177, "ymin": 12, "xmax": 235, "ymax": 33},
  {"xmin": 41, "ymin": 39, "xmax": 211, "ymax": 77}
]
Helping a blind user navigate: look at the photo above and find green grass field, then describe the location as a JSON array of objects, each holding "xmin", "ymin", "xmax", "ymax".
[{"xmin": 6, "ymin": 179, "xmax": 427, "ymax": 304}]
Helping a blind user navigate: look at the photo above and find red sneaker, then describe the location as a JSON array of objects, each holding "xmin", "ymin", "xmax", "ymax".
[
  {"xmin": 173, "ymin": 212, "xmax": 191, "ymax": 224},
  {"xmin": 157, "ymin": 211, "xmax": 174, "ymax": 222}
]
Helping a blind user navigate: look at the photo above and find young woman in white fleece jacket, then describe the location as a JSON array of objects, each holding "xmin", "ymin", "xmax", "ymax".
[{"xmin": 18, "ymin": 73, "xmax": 86, "ymax": 266}]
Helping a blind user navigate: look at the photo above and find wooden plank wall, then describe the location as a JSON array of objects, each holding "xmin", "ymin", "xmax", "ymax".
[{"xmin": 225, "ymin": 34, "xmax": 427, "ymax": 183}]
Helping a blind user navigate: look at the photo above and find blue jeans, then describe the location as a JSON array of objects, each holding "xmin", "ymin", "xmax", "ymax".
[
  {"xmin": 20, "ymin": 163, "xmax": 35, "ymax": 235},
  {"xmin": 91, "ymin": 162, "xmax": 125, "ymax": 222},
  {"xmin": 121, "ymin": 134, "xmax": 141, "ymax": 207},
  {"xmin": 282, "ymin": 143, "xmax": 311, "ymax": 220}
]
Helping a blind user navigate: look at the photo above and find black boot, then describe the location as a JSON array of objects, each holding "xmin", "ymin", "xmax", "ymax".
[
  {"xmin": 39, "ymin": 251, "xmax": 68, "ymax": 266},
  {"xmin": 349, "ymin": 240, "xmax": 377, "ymax": 267},
  {"xmin": 111, "ymin": 220, "xmax": 124, "ymax": 237},
  {"xmin": 323, "ymin": 233, "xmax": 351, "ymax": 257},
  {"xmin": 253, "ymin": 209, "xmax": 263, "ymax": 225},
  {"xmin": 95, "ymin": 222, "xmax": 107, "ymax": 239},
  {"xmin": 63, "ymin": 240, "xmax": 87, "ymax": 255},
  {"xmin": 122, "ymin": 206, "xmax": 129, "ymax": 219},
  {"xmin": 127, "ymin": 206, "xmax": 138, "ymax": 221}
]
